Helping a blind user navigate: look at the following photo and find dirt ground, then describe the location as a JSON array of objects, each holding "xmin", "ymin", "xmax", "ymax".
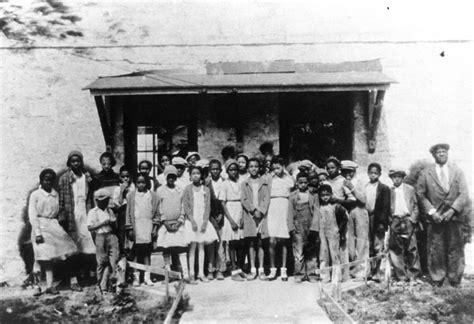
[
  {"xmin": 320, "ymin": 276, "xmax": 474, "ymax": 323},
  {"xmin": 0, "ymin": 285, "xmax": 190, "ymax": 323}
]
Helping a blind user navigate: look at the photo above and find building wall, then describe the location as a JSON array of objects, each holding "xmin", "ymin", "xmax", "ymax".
[{"xmin": 1, "ymin": 2, "xmax": 471, "ymax": 280}]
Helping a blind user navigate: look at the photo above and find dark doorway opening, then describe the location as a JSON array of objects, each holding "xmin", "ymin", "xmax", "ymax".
[{"xmin": 279, "ymin": 92, "xmax": 354, "ymax": 167}]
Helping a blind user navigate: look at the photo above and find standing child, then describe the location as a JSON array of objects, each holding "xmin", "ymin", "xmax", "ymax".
[
  {"xmin": 365, "ymin": 163, "xmax": 391, "ymax": 281},
  {"xmin": 266, "ymin": 156, "xmax": 295, "ymax": 281},
  {"xmin": 92, "ymin": 152, "xmax": 120, "ymax": 203},
  {"xmin": 241, "ymin": 158, "xmax": 270, "ymax": 280},
  {"xmin": 58, "ymin": 150, "xmax": 96, "ymax": 290},
  {"xmin": 138, "ymin": 160, "xmax": 159, "ymax": 191},
  {"xmin": 183, "ymin": 166, "xmax": 218, "ymax": 283},
  {"xmin": 205, "ymin": 159, "xmax": 226, "ymax": 280},
  {"xmin": 317, "ymin": 184, "xmax": 349, "ymax": 283},
  {"xmin": 340, "ymin": 160, "xmax": 370, "ymax": 279},
  {"xmin": 112, "ymin": 166, "xmax": 135, "ymax": 254},
  {"xmin": 156, "ymin": 153, "xmax": 172, "ymax": 187},
  {"xmin": 126, "ymin": 173, "xmax": 160, "ymax": 286},
  {"xmin": 219, "ymin": 159, "xmax": 246, "ymax": 281},
  {"xmin": 156, "ymin": 166, "xmax": 190, "ymax": 280},
  {"xmin": 236, "ymin": 154, "xmax": 250, "ymax": 185},
  {"xmin": 288, "ymin": 172, "xmax": 320, "ymax": 283},
  {"xmin": 29, "ymin": 169, "xmax": 78, "ymax": 295},
  {"xmin": 172, "ymin": 157, "xmax": 191, "ymax": 193},
  {"xmin": 388, "ymin": 167, "xmax": 421, "ymax": 284},
  {"xmin": 87, "ymin": 189, "xmax": 119, "ymax": 294}
]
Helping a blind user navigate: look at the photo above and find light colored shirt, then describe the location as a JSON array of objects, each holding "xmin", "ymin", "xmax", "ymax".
[
  {"xmin": 297, "ymin": 191, "xmax": 309, "ymax": 203},
  {"xmin": 112, "ymin": 183, "xmax": 135, "ymax": 208},
  {"xmin": 176, "ymin": 174, "xmax": 191, "ymax": 194},
  {"xmin": 365, "ymin": 182, "xmax": 379, "ymax": 212},
  {"xmin": 218, "ymin": 179, "xmax": 241, "ymax": 201},
  {"xmin": 211, "ymin": 177, "xmax": 224, "ymax": 198},
  {"xmin": 270, "ymin": 174, "xmax": 294, "ymax": 198},
  {"xmin": 251, "ymin": 181, "xmax": 260, "ymax": 207},
  {"xmin": 435, "ymin": 163, "xmax": 450, "ymax": 191},
  {"xmin": 157, "ymin": 185, "xmax": 183, "ymax": 222},
  {"xmin": 328, "ymin": 175, "xmax": 356, "ymax": 201},
  {"xmin": 28, "ymin": 188, "xmax": 59, "ymax": 236},
  {"xmin": 393, "ymin": 184, "xmax": 409, "ymax": 216},
  {"xmin": 87, "ymin": 207, "xmax": 115, "ymax": 234}
]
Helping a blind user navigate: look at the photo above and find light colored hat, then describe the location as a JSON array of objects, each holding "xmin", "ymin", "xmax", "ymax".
[
  {"xmin": 298, "ymin": 160, "xmax": 314, "ymax": 169},
  {"xmin": 186, "ymin": 151, "xmax": 200, "ymax": 161},
  {"xmin": 163, "ymin": 165, "xmax": 178, "ymax": 177},
  {"xmin": 429, "ymin": 143, "xmax": 450, "ymax": 155},
  {"xmin": 316, "ymin": 168, "xmax": 329, "ymax": 176},
  {"xmin": 224, "ymin": 159, "xmax": 238, "ymax": 171},
  {"xmin": 341, "ymin": 160, "xmax": 358, "ymax": 171},
  {"xmin": 196, "ymin": 159, "xmax": 210, "ymax": 169},
  {"xmin": 94, "ymin": 188, "xmax": 111, "ymax": 200},
  {"xmin": 172, "ymin": 156, "xmax": 188, "ymax": 167},
  {"xmin": 388, "ymin": 167, "xmax": 407, "ymax": 178}
]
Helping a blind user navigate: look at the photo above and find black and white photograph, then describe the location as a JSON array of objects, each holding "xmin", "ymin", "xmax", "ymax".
[{"xmin": 0, "ymin": 0, "xmax": 472, "ymax": 322}]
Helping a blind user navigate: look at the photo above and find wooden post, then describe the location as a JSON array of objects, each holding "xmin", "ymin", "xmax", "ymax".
[
  {"xmin": 165, "ymin": 269, "xmax": 170, "ymax": 302},
  {"xmin": 164, "ymin": 281, "xmax": 185, "ymax": 324},
  {"xmin": 364, "ymin": 258, "xmax": 369, "ymax": 286}
]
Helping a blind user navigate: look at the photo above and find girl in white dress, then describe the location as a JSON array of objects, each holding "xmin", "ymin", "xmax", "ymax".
[
  {"xmin": 183, "ymin": 166, "xmax": 218, "ymax": 283},
  {"xmin": 30, "ymin": 169, "xmax": 77, "ymax": 295},
  {"xmin": 266, "ymin": 156, "xmax": 295, "ymax": 280},
  {"xmin": 219, "ymin": 159, "xmax": 246, "ymax": 281}
]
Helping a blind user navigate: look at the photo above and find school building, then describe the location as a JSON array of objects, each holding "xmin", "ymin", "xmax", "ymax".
[{"xmin": 0, "ymin": 1, "xmax": 471, "ymax": 280}]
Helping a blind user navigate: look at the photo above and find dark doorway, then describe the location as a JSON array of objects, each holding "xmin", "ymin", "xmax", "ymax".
[
  {"xmin": 123, "ymin": 95, "xmax": 198, "ymax": 177},
  {"xmin": 279, "ymin": 92, "xmax": 353, "ymax": 167}
]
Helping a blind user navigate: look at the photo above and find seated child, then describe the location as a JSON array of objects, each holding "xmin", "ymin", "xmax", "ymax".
[
  {"xmin": 388, "ymin": 167, "xmax": 421, "ymax": 284},
  {"xmin": 317, "ymin": 184, "xmax": 348, "ymax": 283},
  {"xmin": 126, "ymin": 173, "xmax": 160, "ymax": 286},
  {"xmin": 156, "ymin": 166, "xmax": 190, "ymax": 280},
  {"xmin": 87, "ymin": 189, "xmax": 119, "ymax": 294},
  {"xmin": 288, "ymin": 172, "xmax": 320, "ymax": 283}
]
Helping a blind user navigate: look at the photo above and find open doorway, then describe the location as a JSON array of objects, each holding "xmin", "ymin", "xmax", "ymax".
[{"xmin": 279, "ymin": 92, "xmax": 354, "ymax": 167}]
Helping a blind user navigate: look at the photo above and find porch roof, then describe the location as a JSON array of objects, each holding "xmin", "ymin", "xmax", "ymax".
[{"xmin": 84, "ymin": 59, "xmax": 395, "ymax": 95}]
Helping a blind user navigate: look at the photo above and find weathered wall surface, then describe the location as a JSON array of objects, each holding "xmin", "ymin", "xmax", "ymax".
[{"xmin": 1, "ymin": 1, "xmax": 471, "ymax": 281}]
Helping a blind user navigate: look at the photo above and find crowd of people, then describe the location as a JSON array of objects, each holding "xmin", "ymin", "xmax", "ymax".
[{"xmin": 25, "ymin": 142, "xmax": 471, "ymax": 296}]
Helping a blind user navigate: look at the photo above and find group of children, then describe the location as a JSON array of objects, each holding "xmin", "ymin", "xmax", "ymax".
[{"xmin": 28, "ymin": 147, "xmax": 422, "ymax": 295}]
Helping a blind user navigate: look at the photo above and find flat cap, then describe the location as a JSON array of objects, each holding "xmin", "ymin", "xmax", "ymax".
[
  {"xmin": 163, "ymin": 165, "xmax": 178, "ymax": 177},
  {"xmin": 172, "ymin": 156, "xmax": 188, "ymax": 167},
  {"xmin": 196, "ymin": 159, "xmax": 210, "ymax": 169},
  {"xmin": 429, "ymin": 143, "xmax": 450, "ymax": 154},
  {"xmin": 186, "ymin": 151, "xmax": 201, "ymax": 161},
  {"xmin": 94, "ymin": 188, "xmax": 111, "ymax": 200},
  {"xmin": 298, "ymin": 160, "xmax": 314, "ymax": 169},
  {"xmin": 389, "ymin": 167, "xmax": 407, "ymax": 178},
  {"xmin": 341, "ymin": 160, "xmax": 358, "ymax": 171},
  {"xmin": 316, "ymin": 168, "xmax": 329, "ymax": 176}
]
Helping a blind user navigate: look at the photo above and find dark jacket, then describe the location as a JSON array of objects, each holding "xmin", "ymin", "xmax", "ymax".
[
  {"xmin": 206, "ymin": 179, "xmax": 224, "ymax": 229},
  {"xmin": 371, "ymin": 182, "xmax": 391, "ymax": 230}
]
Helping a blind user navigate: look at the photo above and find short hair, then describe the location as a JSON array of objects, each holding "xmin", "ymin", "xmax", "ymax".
[
  {"xmin": 368, "ymin": 163, "xmax": 382, "ymax": 173},
  {"xmin": 188, "ymin": 165, "xmax": 202, "ymax": 175},
  {"xmin": 296, "ymin": 172, "xmax": 309, "ymax": 181},
  {"xmin": 99, "ymin": 151, "xmax": 116, "ymax": 167},
  {"xmin": 248, "ymin": 157, "xmax": 260, "ymax": 166},
  {"xmin": 39, "ymin": 168, "xmax": 56, "ymax": 182},
  {"xmin": 209, "ymin": 159, "xmax": 222, "ymax": 168},
  {"xmin": 135, "ymin": 172, "xmax": 151, "ymax": 190},
  {"xmin": 318, "ymin": 184, "xmax": 333, "ymax": 195},
  {"xmin": 271, "ymin": 155, "xmax": 286, "ymax": 166},
  {"xmin": 325, "ymin": 156, "xmax": 341, "ymax": 168},
  {"xmin": 236, "ymin": 154, "xmax": 249, "ymax": 167},
  {"xmin": 259, "ymin": 142, "xmax": 274, "ymax": 155},
  {"xmin": 119, "ymin": 166, "xmax": 130, "ymax": 174},
  {"xmin": 221, "ymin": 145, "xmax": 236, "ymax": 160},
  {"xmin": 138, "ymin": 160, "xmax": 152, "ymax": 170}
]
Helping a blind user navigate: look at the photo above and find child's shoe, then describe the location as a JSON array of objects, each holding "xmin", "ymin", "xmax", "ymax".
[
  {"xmin": 231, "ymin": 270, "xmax": 244, "ymax": 282},
  {"xmin": 280, "ymin": 267, "xmax": 288, "ymax": 281},
  {"xmin": 246, "ymin": 267, "xmax": 257, "ymax": 281},
  {"xmin": 188, "ymin": 273, "xmax": 198, "ymax": 285},
  {"xmin": 207, "ymin": 272, "xmax": 214, "ymax": 281},
  {"xmin": 132, "ymin": 273, "xmax": 140, "ymax": 287},
  {"xmin": 143, "ymin": 272, "xmax": 154, "ymax": 286},
  {"xmin": 198, "ymin": 275, "xmax": 209, "ymax": 283},
  {"xmin": 216, "ymin": 271, "xmax": 225, "ymax": 280},
  {"xmin": 267, "ymin": 268, "xmax": 277, "ymax": 281},
  {"xmin": 258, "ymin": 267, "xmax": 268, "ymax": 281}
]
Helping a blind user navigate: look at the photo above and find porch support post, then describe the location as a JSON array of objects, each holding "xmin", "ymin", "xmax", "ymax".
[
  {"xmin": 94, "ymin": 95, "xmax": 113, "ymax": 149},
  {"xmin": 366, "ymin": 90, "xmax": 385, "ymax": 153}
]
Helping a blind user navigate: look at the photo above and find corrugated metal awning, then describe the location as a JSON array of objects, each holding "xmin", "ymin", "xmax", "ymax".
[{"xmin": 84, "ymin": 59, "xmax": 395, "ymax": 95}]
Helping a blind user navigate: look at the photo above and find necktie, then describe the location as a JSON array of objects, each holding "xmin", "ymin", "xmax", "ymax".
[{"xmin": 439, "ymin": 167, "xmax": 449, "ymax": 192}]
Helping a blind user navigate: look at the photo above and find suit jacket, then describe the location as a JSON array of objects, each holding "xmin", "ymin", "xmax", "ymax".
[
  {"xmin": 390, "ymin": 183, "xmax": 419, "ymax": 223},
  {"xmin": 241, "ymin": 177, "xmax": 271, "ymax": 217},
  {"xmin": 370, "ymin": 181, "xmax": 391, "ymax": 230},
  {"xmin": 181, "ymin": 184, "xmax": 211, "ymax": 223},
  {"xmin": 416, "ymin": 163, "xmax": 469, "ymax": 222},
  {"xmin": 287, "ymin": 190, "xmax": 319, "ymax": 232}
]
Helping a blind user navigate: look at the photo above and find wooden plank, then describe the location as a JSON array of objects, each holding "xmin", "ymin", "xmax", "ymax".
[
  {"xmin": 164, "ymin": 281, "xmax": 185, "ymax": 324},
  {"xmin": 127, "ymin": 261, "xmax": 182, "ymax": 279},
  {"xmin": 94, "ymin": 95, "xmax": 112, "ymax": 146}
]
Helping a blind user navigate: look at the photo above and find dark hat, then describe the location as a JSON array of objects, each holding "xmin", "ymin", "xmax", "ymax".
[
  {"xmin": 429, "ymin": 143, "xmax": 450, "ymax": 154},
  {"xmin": 388, "ymin": 167, "xmax": 407, "ymax": 178}
]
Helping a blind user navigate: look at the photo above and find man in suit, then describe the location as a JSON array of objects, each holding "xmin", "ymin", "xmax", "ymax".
[
  {"xmin": 365, "ymin": 163, "xmax": 391, "ymax": 281},
  {"xmin": 388, "ymin": 167, "xmax": 421, "ymax": 283},
  {"xmin": 416, "ymin": 143, "xmax": 469, "ymax": 287}
]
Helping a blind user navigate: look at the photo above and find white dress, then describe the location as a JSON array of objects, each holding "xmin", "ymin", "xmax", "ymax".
[
  {"xmin": 157, "ymin": 186, "xmax": 187, "ymax": 248},
  {"xmin": 29, "ymin": 188, "xmax": 77, "ymax": 261},
  {"xmin": 267, "ymin": 174, "xmax": 294, "ymax": 238},
  {"xmin": 184, "ymin": 186, "xmax": 218, "ymax": 244},
  {"xmin": 71, "ymin": 175, "xmax": 96, "ymax": 254},
  {"xmin": 218, "ymin": 180, "xmax": 243, "ymax": 241},
  {"xmin": 134, "ymin": 191, "xmax": 154, "ymax": 244}
]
